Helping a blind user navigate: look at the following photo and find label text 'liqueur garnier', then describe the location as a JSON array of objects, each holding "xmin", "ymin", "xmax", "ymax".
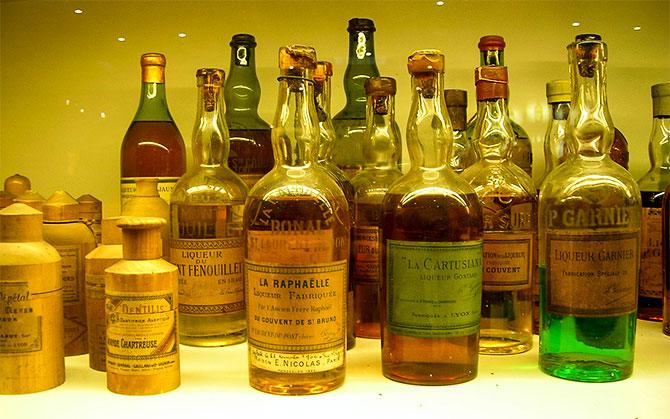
[{"xmin": 548, "ymin": 206, "xmax": 632, "ymax": 229}]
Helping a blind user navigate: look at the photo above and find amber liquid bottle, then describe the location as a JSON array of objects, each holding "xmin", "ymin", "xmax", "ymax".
[
  {"xmin": 225, "ymin": 34, "xmax": 273, "ymax": 190},
  {"xmin": 462, "ymin": 66, "xmax": 535, "ymax": 354},
  {"xmin": 381, "ymin": 50, "xmax": 483, "ymax": 385},
  {"xmin": 120, "ymin": 53, "xmax": 186, "ymax": 208},
  {"xmin": 446, "ymin": 89, "xmax": 475, "ymax": 174},
  {"xmin": 244, "ymin": 46, "xmax": 349, "ymax": 395}
]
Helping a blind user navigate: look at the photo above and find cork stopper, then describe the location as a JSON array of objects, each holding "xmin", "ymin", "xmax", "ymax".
[
  {"xmin": 347, "ymin": 18, "xmax": 375, "ymax": 33},
  {"xmin": 0, "ymin": 190, "xmax": 15, "ymax": 209},
  {"xmin": 652, "ymin": 83, "xmax": 670, "ymax": 117},
  {"xmin": 478, "ymin": 35, "xmax": 506, "ymax": 51},
  {"xmin": 101, "ymin": 217, "xmax": 123, "ymax": 245},
  {"xmin": 141, "ymin": 52, "xmax": 166, "ymax": 83},
  {"xmin": 230, "ymin": 33, "xmax": 256, "ymax": 47},
  {"xmin": 365, "ymin": 77, "xmax": 396, "ymax": 96},
  {"xmin": 117, "ymin": 216, "xmax": 165, "ymax": 260},
  {"xmin": 445, "ymin": 89, "xmax": 467, "ymax": 106},
  {"xmin": 135, "ymin": 178, "xmax": 160, "ymax": 197},
  {"xmin": 0, "ymin": 203, "xmax": 43, "ymax": 242},
  {"xmin": 475, "ymin": 66, "xmax": 509, "ymax": 100},
  {"xmin": 445, "ymin": 89, "xmax": 468, "ymax": 131},
  {"xmin": 279, "ymin": 45, "xmax": 317, "ymax": 78},
  {"xmin": 546, "ymin": 80, "xmax": 571, "ymax": 103},
  {"xmin": 314, "ymin": 61, "xmax": 333, "ymax": 82},
  {"xmin": 570, "ymin": 34, "xmax": 607, "ymax": 71},
  {"xmin": 196, "ymin": 68, "xmax": 225, "ymax": 87},
  {"xmin": 43, "ymin": 190, "xmax": 80, "ymax": 221},
  {"xmin": 15, "ymin": 190, "xmax": 46, "ymax": 212},
  {"xmin": 4, "ymin": 173, "xmax": 31, "ymax": 196},
  {"xmin": 408, "ymin": 50, "xmax": 445, "ymax": 75}
]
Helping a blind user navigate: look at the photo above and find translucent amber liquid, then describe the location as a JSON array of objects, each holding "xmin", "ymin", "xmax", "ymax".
[
  {"xmin": 639, "ymin": 190, "xmax": 663, "ymax": 321},
  {"xmin": 381, "ymin": 192, "xmax": 481, "ymax": 385},
  {"xmin": 228, "ymin": 129, "xmax": 273, "ymax": 189}
]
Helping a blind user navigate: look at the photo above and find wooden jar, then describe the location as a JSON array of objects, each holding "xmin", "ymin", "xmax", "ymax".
[
  {"xmin": 77, "ymin": 194, "xmax": 103, "ymax": 245},
  {"xmin": 0, "ymin": 203, "xmax": 64, "ymax": 394}
]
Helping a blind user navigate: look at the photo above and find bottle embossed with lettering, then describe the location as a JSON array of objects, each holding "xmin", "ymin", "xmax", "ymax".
[
  {"xmin": 538, "ymin": 35, "xmax": 641, "ymax": 382},
  {"xmin": 244, "ymin": 46, "xmax": 350, "ymax": 395}
]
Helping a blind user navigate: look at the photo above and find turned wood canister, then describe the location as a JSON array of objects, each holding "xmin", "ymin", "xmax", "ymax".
[
  {"xmin": 78, "ymin": 194, "xmax": 103, "ymax": 245},
  {"xmin": 4, "ymin": 173, "xmax": 31, "ymax": 197},
  {"xmin": 105, "ymin": 216, "xmax": 180, "ymax": 395},
  {"xmin": 0, "ymin": 203, "xmax": 64, "ymax": 394},
  {"xmin": 15, "ymin": 190, "xmax": 46, "ymax": 212},
  {"xmin": 84, "ymin": 217, "xmax": 123, "ymax": 372},
  {"xmin": 43, "ymin": 190, "xmax": 96, "ymax": 356}
]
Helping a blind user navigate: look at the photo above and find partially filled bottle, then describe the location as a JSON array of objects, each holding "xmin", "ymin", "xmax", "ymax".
[
  {"xmin": 538, "ymin": 34, "xmax": 641, "ymax": 382},
  {"xmin": 446, "ymin": 89, "xmax": 475, "ymax": 174},
  {"xmin": 244, "ymin": 46, "xmax": 349, "ymax": 395},
  {"xmin": 637, "ymin": 82, "xmax": 670, "ymax": 322},
  {"xmin": 462, "ymin": 66, "xmax": 535, "ymax": 354},
  {"xmin": 664, "ymin": 182, "xmax": 670, "ymax": 335},
  {"xmin": 225, "ymin": 34, "xmax": 274, "ymax": 189},
  {"xmin": 351, "ymin": 76, "xmax": 403, "ymax": 339},
  {"xmin": 381, "ymin": 50, "xmax": 483, "ymax": 385},
  {"xmin": 332, "ymin": 18, "xmax": 381, "ymax": 178},
  {"xmin": 466, "ymin": 36, "xmax": 532, "ymax": 177},
  {"xmin": 120, "ymin": 53, "xmax": 186, "ymax": 208},
  {"xmin": 171, "ymin": 68, "xmax": 248, "ymax": 347}
]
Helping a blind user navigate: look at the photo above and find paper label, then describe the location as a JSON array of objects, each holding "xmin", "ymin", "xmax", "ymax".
[
  {"xmin": 0, "ymin": 282, "xmax": 48, "ymax": 353},
  {"xmin": 482, "ymin": 232, "xmax": 533, "ymax": 290},
  {"xmin": 55, "ymin": 244, "xmax": 83, "ymax": 305},
  {"xmin": 352, "ymin": 226, "xmax": 381, "ymax": 283},
  {"xmin": 247, "ymin": 229, "xmax": 334, "ymax": 264},
  {"xmin": 639, "ymin": 208, "xmax": 662, "ymax": 298}
]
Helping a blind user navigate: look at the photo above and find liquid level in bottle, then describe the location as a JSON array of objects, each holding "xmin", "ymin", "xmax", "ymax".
[
  {"xmin": 121, "ymin": 121, "xmax": 186, "ymax": 177},
  {"xmin": 228, "ymin": 129, "xmax": 273, "ymax": 189}
]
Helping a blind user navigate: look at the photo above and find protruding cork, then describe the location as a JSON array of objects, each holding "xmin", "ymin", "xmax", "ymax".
[
  {"xmin": 475, "ymin": 66, "xmax": 509, "ymax": 100},
  {"xmin": 140, "ymin": 52, "xmax": 166, "ymax": 83},
  {"xmin": 365, "ymin": 77, "xmax": 396, "ymax": 96},
  {"xmin": 478, "ymin": 35, "xmax": 506, "ymax": 51},
  {"xmin": 407, "ymin": 50, "xmax": 444, "ymax": 74},
  {"xmin": 546, "ymin": 80, "xmax": 571, "ymax": 104},
  {"xmin": 0, "ymin": 203, "xmax": 43, "ymax": 242},
  {"xmin": 314, "ymin": 61, "xmax": 333, "ymax": 82},
  {"xmin": 101, "ymin": 217, "xmax": 123, "ymax": 245},
  {"xmin": 347, "ymin": 18, "xmax": 375, "ymax": 33},
  {"xmin": 4, "ymin": 173, "xmax": 31, "ymax": 196},
  {"xmin": 279, "ymin": 45, "xmax": 317, "ymax": 77},
  {"xmin": 117, "ymin": 216, "xmax": 166, "ymax": 260},
  {"xmin": 445, "ymin": 89, "xmax": 468, "ymax": 131},
  {"xmin": 230, "ymin": 33, "xmax": 256, "ymax": 47},
  {"xmin": 196, "ymin": 68, "xmax": 225, "ymax": 86},
  {"xmin": 652, "ymin": 83, "xmax": 670, "ymax": 117},
  {"xmin": 570, "ymin": 33, "xmax": 607, "ymax": 67},
  {"xmin": 15, "ymin": 190, "xmax": 46, "ymax": 212},
  {"xmin": 43, "ymin": 190, "xmax": 80, "ymax": 221}
]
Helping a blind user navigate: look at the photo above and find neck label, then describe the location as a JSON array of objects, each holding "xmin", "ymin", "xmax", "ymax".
[
  {"xmin": 356, "ymin": 33, "xmax": 367, "ymax": 59},
  {"xmin": 236, "ymin": 46, "xmax": 248, "ymax": 66}
]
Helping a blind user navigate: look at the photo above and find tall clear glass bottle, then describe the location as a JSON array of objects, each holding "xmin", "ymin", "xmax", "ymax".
[
  {"xmin": 170, "ymin": 69, "xmax": 248, "ymax": 347},
  {"xmin": 244, "ymin": 46, "xmax": 349, "ymax": 395},
  {"xmin": 538, "ymin": 34, "xmax": 641, "ymax": 382},
  {"xmin": 120, "ymin": 53, "xmax": 187, "ymax": 207},
  {"xmin": 663, "ymin": 182, "xmax": 670, "ymax": 335},
  {"xmin": 462, "ymin": 66, "xmax": 535, "ymax": 354},
  {"xmin": 314, "ymin": 60, "xmax": 356, "ymax": 349},
  {"xmin": 446, "ymin": 89, "xmax": 475, "ymax": 174},
  {"xmin": 465, "ymin": 36, "xmax": 532, "ymax": 177},
  {"xmin": 381, "ymin": 50, "xmax": 483, "ymax": 385},
  {"xmin": 332, "ymin": 18, "xmax": 381, "ymax": 179},
  {"xmin": 225, "ymin": 34, "xmax": 274, "ymax": 190},
  {"xmin": 351, "ymin": 76, "xmax": 403, "ymax": 339},
  {"xmin": 637, "ymin": 82, "xmax": 670, "ymax": 322}
]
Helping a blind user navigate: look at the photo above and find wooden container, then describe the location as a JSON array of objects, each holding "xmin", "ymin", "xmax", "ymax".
[
  {"xmin": 84, "ymin": 217, "xmax": 123, "ymax": 372},
  {"xmin": 0, "ymin": 203, "xmax": 64, "ymax": 394},
  {"xmin": 121, "ymin": 178, "xmax": 171, "ymax": 262},
  {"xmin": 43, "ymin": 190, "xmax": 96, "ymax": 356},
  {"xmin": 77, "ymin": 194, "xmax": 102, "ymax": 245},
  {"xmin": 0, "ymin": 191, "xmax": 14, "ymax": 209},
  {"xmin": 105, "ymin": 216, "xmax": 180, "ymax": 395},
  {"xmin": 15, "ymin": 190, "xmax": 46, "ymax": 212},
  {"xmin": 3, "ymin": 173, "xmax": 31, "ymax": 196}
]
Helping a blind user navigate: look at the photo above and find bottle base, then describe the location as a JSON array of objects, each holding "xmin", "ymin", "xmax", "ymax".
[
  {"xmin": 479, "ymin": 329, "xmax": 532, "ymax": 355},
  {"xmin": 539, "ymin": 353, "xmax": 632, "ymax": 382},
  {"xmin": 355, "ymin": 322, "xmax": 381, "ymax": 339},
  {"xmin": 248, "ymin": 367, "xmax": 345, "ymax": 395},
  {"xmin": 382, "ymin": 362, "xmax": 477, "ymax": 386},
  {"xmin": 179, "ymin": 330, "xmax": 246, "ymax": 347}
]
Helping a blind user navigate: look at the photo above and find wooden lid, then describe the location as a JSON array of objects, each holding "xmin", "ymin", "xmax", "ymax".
[
  {"xmin": 0, "ymin": 190, "xmax": 15, "ymax": 209},
  {"xmin": 117, "ymin": 216, "xmax": 165, "ymax": 260},
  {"xmin": 77, "ymin": 194, "xmax": 102, "ymax": 217},
  {"xmin": 0, "ymin": 203, "xmax": 43, "ymax": 242},
  {"xmin": 4, "ymin": 173, "xmax": 31, "ymax": 196},
  {"xmin": 43, "ymin": 190, "xmax": 80, "ymax": 221},
  {"xmin": 101, "ymin": 217, "xmax": 123, "ymax": 245},
  {"xmin": 15, "ymin": 190, "xmax": 46, "ymax": 212}
]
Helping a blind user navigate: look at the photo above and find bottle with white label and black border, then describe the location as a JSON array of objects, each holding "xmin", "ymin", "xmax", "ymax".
[
  {"xmin": 381, "ymin": 50, "xmax": 483, "ymax": 385},
  {"xmin": 538, "ymin": 34, "xmax": 641, "ymax": 382}
]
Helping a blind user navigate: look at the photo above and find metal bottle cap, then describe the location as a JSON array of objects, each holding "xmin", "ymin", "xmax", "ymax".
[{"xmin": 546, "ymin": 79, "xmax": 571, "ymax": 103}]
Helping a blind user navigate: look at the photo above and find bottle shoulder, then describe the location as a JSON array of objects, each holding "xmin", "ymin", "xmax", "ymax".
[
  {"xmin": 461, "ymin": 161, "xmax": 537, "ymax": 200},
  {"xmin": 225, "ymin": 114, "xmax": 271, "ymax": 130},
  {"xmin": 248, "ymin": 165, "xmax": 347, "ymax": 204},
  {"xmin": 0, "ymin": 241, "xmax": 62, "ymax": 264},
  {"xmin": 171, "ymin": 167, "xmax": 248, "ymax": 204},
  {"xmin": 637, "ymin": 167, "xmax": 670, "ymax": 191},
  {"xmin": 385, "ymin": 168, "xmax": 480, "ymax": 207}
]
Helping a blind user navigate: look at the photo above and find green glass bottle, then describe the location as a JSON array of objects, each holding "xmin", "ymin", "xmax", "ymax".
[
  {"xmin": 538, "ymin": 34, "xmax": 641, "ymax": 382},
  {"xmin": 224, "ymin": 34, "xmax": 273, "ymax": 190},
  {"xmin": 332, "ymin": 18, "xmax": 381, "ymax": 179}
]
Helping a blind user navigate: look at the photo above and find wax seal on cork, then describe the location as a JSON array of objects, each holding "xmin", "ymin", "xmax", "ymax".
[
  {"xmin": 407, "ymin": 49, "xmax": 445, "ymax": 74},
  {"xmin": 314, "ymin": 61, "xmax": 333, "ymax": 82},
  {"xmin": 475, "ymin": 66, "xmax": 509, "ymax": 101},
  {"xmin": 279, "ymin": 45, "xmax": 317, "ymax": 77},
  {"xmin": 478, "ymin": 35, "xmax": 506, "ymax": 51}
]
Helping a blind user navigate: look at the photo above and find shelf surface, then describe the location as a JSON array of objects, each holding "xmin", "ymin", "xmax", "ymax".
[{"xmin": 2, "ymin": 320, "xmax": 669, "ymax": 419}]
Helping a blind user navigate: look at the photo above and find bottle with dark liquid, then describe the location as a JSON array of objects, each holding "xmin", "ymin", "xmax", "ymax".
[
  {"xmin": 446, "ymin": 89, "xmax": 475, "ymax": 174},
  {"xmin": 225, "ymin": 34, "xmax": 273, "ymax": 189},
  {"xmin": 381, "ymin": 50, "xmax": 483, "ymax": 385},
  {"xmin": 351, "ymin": 76, "xmax": 403, "ymax": 339},
  {"xmin": 244, "ymin": 46, "xmax": 349, "ymax": 395},
  {"xmin": 462, "ymin": 65, "xmax": 535, "ymax": 354},
  {"xmin": 663, "ymin": 182, "xmax": 670, "ymax": 335},
  {"xmin": 120, "ymin": 53, "xmax": 186, "ymax": 208},
  {"xmin": 637, "ymin": 82, "xmax": 670, "ymax": 321}
]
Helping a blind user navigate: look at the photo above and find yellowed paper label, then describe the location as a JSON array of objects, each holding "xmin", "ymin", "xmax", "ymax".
[
  {"xmin": 352, "ymin": 226, "xmax": 381, "ymax": 282},
  {"xmin": 247, "ymin": 229, "xmax": 334, "ymax": 264},
  {"xmin": 55, "ymin": 244, "xmax": 82, "ymax": 305},
  {"xmin": 639, "ymin": 208, "xmax": 662, "ymax": 298},
  {"xmin": 85, "ymin": 272, "xmax": 105, "ymax": 300},
  {"xmin": 249, "ymin": 347, "xmax": 344, "ymax": 374},
  {"xmin": 171, "ymin": 237, "xmax": 245, "ymax": 315},
  {"xmin": 0, "ymin": 282, "xmax": 51, "ymax": 353},
  {"xmin": 482, "ymin": 232, "xmax": 533, "ymax": 291}
]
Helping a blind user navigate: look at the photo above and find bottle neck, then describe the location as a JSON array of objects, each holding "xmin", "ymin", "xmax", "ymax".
[
  {"xmin": 543, "ymin": 101, "xmax": 570, "ymax": 174},
  {"xmin": 315, "ymin": 78, "xmax": 336, "ymax": 162},
  {"xmin": 273, "ymin": 76, "xmax": 319, "ymax": 167},
  {"xmin": 133, "ymin": 82, "xmax": 174, "ymax": 121},
  {"xmin": 647, "ymin": 115, "xmax": 670, "ymax": 170},
  {"xmin": 193, "ymin": 82, "xmax": 228, "ymax": 167},
  {"xmin": 224, "ymin": 44, "xmax": 266, "ymax": 127},
  {"xmin": 480, "ymin": 50, "xmax": 504, "ymax": 66},
  {"xmin": 472, "ymin": 98, "xmax": 513, "ymax": 163},
  {"xmin": 407, "ymin": 73, "xmax": 452, "ymax": 169},
  {"xmin": 340, "ymin": 30, "xmax": 380, "ymax": 115},
  {"xmin": 447, "ymin": 104, "xmax": 467, "ymax": 131},
  {"xmin": 364, "ymin": 94, "xmax": 400, "ymax": 169}
]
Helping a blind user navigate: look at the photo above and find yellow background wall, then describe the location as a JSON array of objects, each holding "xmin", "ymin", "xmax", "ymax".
[{"xmin": 1, "ymin": 0, "xmax": 669, "ymax": 216}]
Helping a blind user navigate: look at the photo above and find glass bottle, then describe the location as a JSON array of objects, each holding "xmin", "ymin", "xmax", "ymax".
[
  {"xmin": 637, "ymin": 82, "xmax": 670, "ymax": 321},
  {"xmin": 466, "ymin": 36, "xmax": 532, "ymax": 177},
  {"xmin": 332, "ymin": 18, "xmax": 381, "ymax": 178},
  {"xmin": 446, "ymin": 89, "xmax": 475, "ymax": 174},
  {"xmin": 538, "ymin": 34, "xmax": 641, "ymax": 382},
  {"xmin": 244, "ymin": 45, "xmax": 350, "ymax": 395},
  {"xmin": 170, "ymin": 68, "xmax": 248, "ymax": 347},
  {"xmin": 462, "ymin": 66, "xmax": 535, "ymax": 354},
  {"xmin": 351, "ymin": 76, "xmax": 403, "ymax": 339},
  {"xmin": 314, "ymin": 60, "xmax": 357, "ymax": 349},
  {"xmin": 121, "ymin": 178, "xmax": 170, "ymax": 262},
  {"xmin": 121, "ymin": 53, "xmax": 187, "ymax": 208},
  {"xmin": 225, "ymin": 34, "xmax": 274, "ymax": 190},
  {"xmin": 381, "ymin": 50, "xmax": 483, "ymax": 385},
  {"xmin": 611, "ymin": 128, "xmax": 630, "ymax": 170},
  {"xmin": 664, "ymin": 182, "xmax": 670, "ymax": 335}
]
